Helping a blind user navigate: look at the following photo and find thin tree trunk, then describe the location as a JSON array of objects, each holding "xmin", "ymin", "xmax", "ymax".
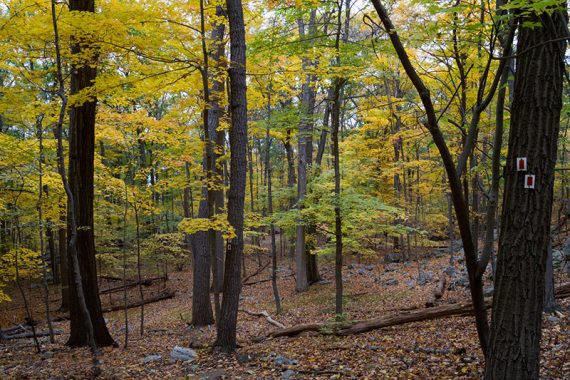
[
  {"xmin": 37, "ymin": 122, "xmax": 55, "ymax": 343},
  {"xmin": 266, "ymin": 97, "xmax": 282, "ymax": 315}
]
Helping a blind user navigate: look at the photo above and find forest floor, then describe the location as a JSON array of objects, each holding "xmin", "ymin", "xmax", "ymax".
[{"xmin": 1, "ymin": 245, "xmax": 569, "ymax": 379}]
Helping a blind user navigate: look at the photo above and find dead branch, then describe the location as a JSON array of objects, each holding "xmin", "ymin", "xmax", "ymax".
[
  {"xmin": 239, "ymin": 309, "xmax": 286, "ymax": 329},
  {"xmin": 102, "ymin": 289, "xmax": 175, "ymax": 313}
]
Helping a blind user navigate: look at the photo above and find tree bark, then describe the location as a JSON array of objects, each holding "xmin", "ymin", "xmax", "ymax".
[
  {"xmin": 216, "ymin": 0, "xmax": 247, "ymax": 353},
  {"xmin": 295, "ymin": 10, "xmax": 317, "ymax": 291},
  {"xmin": 66, "ymin": 0, "xmax": 114, "ymax": 348},
  {"xmin": 190, "ymin": 194, "xmax": 214, "ymax": 326},
  {"xmin": 485, "ymin": 7, "xmax": 567, "ymax": 379}
]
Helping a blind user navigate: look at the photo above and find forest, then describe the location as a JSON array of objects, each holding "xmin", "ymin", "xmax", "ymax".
[{"xmin": 0, "ymin": 0, "xmax": 569, "ymax": 378}]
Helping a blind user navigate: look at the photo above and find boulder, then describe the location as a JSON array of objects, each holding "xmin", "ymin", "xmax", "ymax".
[
  {"xmin": 282, "ymin": 369, "xmax": 297, "ymax": 379},
  {"xmin": 170, "ymin": 346, "xmax": 196, "ymax": 362}
]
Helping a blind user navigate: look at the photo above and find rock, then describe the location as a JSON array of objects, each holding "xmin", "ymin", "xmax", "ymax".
[
  {"xmin": 365, "ymin": 265, "xmax": 375, "ymax": 271},
  {"xmin": 170, "ymin": 346, "xmax": 197, "ymax": 362},
  {"xmin": 237, "ymin": 354, "xmax": 256, "ymax": 363},
  {"xmin": 451, "ymin": 239, "xmax": 463, "ymax": 251},
  {"xmin": 484, "ymin": 287, "xmax": 494, "ymax": 297},
  {"xmin": 417, "ymin": 271, "xmax": 433, "ymax": 284},
  {"xmin": 143, "ymin": 354, "xmax": 162, "ymax": 364},
  {"xmin": 448, "ymin": 276, "xmax": 469, "ymax": 290},
  {"xmin": 406, "ymin": 280, "xmax": 416, "ymax": 288},
  {"xmin": 546, "ymin": 315, "xmax": 560, "ymax": 324},
  {"xmin": 552, "ymin": 250, "xmax": 564, "ymax": 267},
  {"xmin": 274, "ymin": 355, "xmax": 297, "ymax": 366},
  {"xmin": 357, "ymin": 269, "xmax": 366, "ymax": 275},
  {"xmin": 199, "ymin": 369, "xmax": 231, "ymax": 379},
  {"xmin": 41, "ymin": 351, "xmax": 54, "ymax": 360},
  {"xmin": 384, "ymin": 263, "xmax": 398, "ymax": 272},
  {"xmin": 347, "ymin": 264, "xmax": 354, "ymax": 269},
  {"xmin": 443, "ymin": 266, "xmax": 456, "ymax": 276},
  {"xmin": 282, "ymin": 369, "xmax": 297, "ymax": 379},
  {"xmin": 385, "ymin": 279, "xmax": 399, "ymax": 286}
]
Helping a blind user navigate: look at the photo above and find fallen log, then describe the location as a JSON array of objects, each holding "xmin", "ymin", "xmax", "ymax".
[
  {"xmin": 240, "ymin": 309, "xmax": 286, "ymax": 329},
  {"xmin": 243, "ymin": 273, "xmax": 294, "ymax": 287},
  {"xmin": 267, "ymin": 282, "xmax": 570, "ymax": 338},
  {"xmin": 102, "ymin": 289, "xmax": 175, "ymax": 313},
  {"xmin": 1, "ymin": 329, "xmax": 64, "ymax": 340},
  {"xmin": 425, "ymin": 273, "xmax": 447, "ymax": 308},
  {"xmin": 99, "ymin": 276, "xmax": 166, "ymax": 295}
]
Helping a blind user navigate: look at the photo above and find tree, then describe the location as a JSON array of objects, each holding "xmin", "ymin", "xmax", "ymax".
[
  {"xmin": 370, "ymin": 0, "xmax": 514, "ymax": 354},
  {"xmin": 485, "ymin": 3, "xmax": 568, "ymax": 377},
  {"xmin": 66, "ymin": 0, "xmax": 114, "ymax": 347},
  {"xmin": 215, "ymin": 0, "xmax": 248, "ymax": 353}
]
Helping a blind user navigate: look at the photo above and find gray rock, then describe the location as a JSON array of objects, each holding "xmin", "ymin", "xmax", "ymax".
[
  {"xmin": 170, "ymin": 346, "xmax": 197, "ymax": 362},
  {"xmin": 358, "ymin": 269, "xmax": 366, "ymax": 275},
  {"xmin": 484, "ymin": 287, "xmax": 494, "ymax": 297},
  {"xmin": 546, "ymin": 315, "xmax": 560, "ymax": 324},
  {"xmin": 448, "ymin": 276, "xmax": 470, "ymax": 290},
  {"xmin": 406, "ymin": 280, "xmax": 416, "ymax": 288},
  {"xmin": 282, "ymin": 369, "xmax": 297, "ymax": 379},
  {"xmin": 365, "ymin": 265, "xmax": 375, "ymax": 271},
  {"xmin": 237, "ymin": 354, "xmax": 255, "ymax": 363},
  {"xmin": 384, "ymin": 263, "xmax": 398, "ymax": 272},
  {"xmin": 143, "ymin": 354, "xmax": 162, "ymax": 364},
  {"xmin": 385, "ymin": 279, "xmax": 399, "ymax": 286},
  {"xmin": 552, "ymin": 250, "xmax": 564, "ymax": 267},
  {"xmin": 274, "ymin": 355, "xmax": 297, "ymax": 366},
  {"xmin": 444, "ymin": 266, "xmax": 457, "ymax": 277},
  {"xmin": 41, "ymin": 351, "xmax": 54, "ymax": 359}
]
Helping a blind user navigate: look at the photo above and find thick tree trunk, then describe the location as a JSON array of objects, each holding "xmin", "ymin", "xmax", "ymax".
[
  {"xmin": 66, "ymin": 0, "xmax": 113, "ymax": 348},
  {"xmin": 485, "ymin": 8, "xmax": 567, "ymax": 379},
  {"xmin": 216, "ymin": 0, "xmax": 247, "ymax": 353}
]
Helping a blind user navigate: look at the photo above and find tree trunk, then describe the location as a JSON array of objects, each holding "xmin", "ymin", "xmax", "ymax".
[
  {"xmin": 266, "ymin": 100, "xmax": 282, "ymax": 315},
  {"xmin": 485, "ymin": 7, "xmax": 567, "ymax": 379},
  {"xmin": 58, "ymin": 211, "xmax": 69, "ymax": 312},
  {"xmin": 66, "ymin": 0, "xmax": 114, "ymax": 348},
  {"xmin": 190, "ymin": 194, "xmax": 214, "ymax": 326},
  {"xmin": 216, "ymin": 0, "xmax": 247, "ymax": 353},
  {"xmin": 295, "ymin": 10, "xmax": 317, "ymax": 292}
]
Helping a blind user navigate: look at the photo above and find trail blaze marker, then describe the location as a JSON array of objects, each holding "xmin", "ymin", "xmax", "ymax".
[
  {"xmin": 524, "ymin": 175, "xmax": 535, "ymax": 189},
  {"xmin": 517, "ymin": 157, "xmax": 527, "ymax": 171}
]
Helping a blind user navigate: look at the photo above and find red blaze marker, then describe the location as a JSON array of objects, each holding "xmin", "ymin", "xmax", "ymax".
[
  {"xmin": 524, "ymin": 175, "xmax": 535, "ymax": 189},
  {"xmin": 517, "ymin": 157, "xmax": 527, "ymax": 171}
]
